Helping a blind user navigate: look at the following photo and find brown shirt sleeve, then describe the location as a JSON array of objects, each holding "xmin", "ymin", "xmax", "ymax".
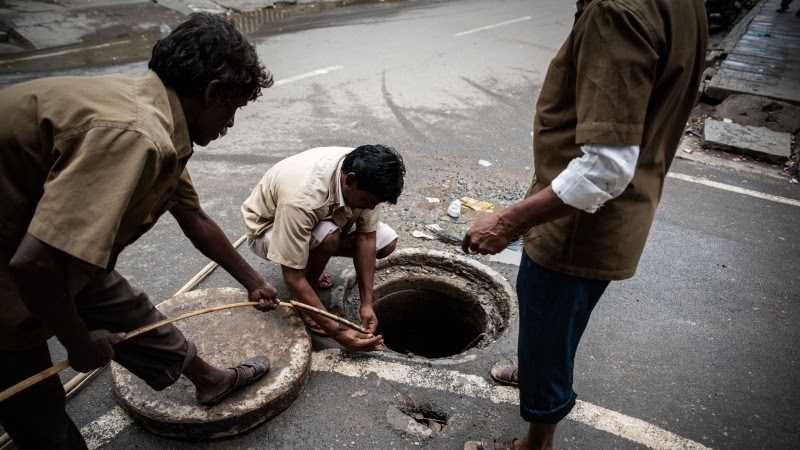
[
  {"xmin": 167, "ymin": 168, "xmax": 201, "ymax": 211},
  {"xmin": 573, "ymin": 1, "xmax": 659, "ymax": 146},
  {"xmin": 268, "ymin": 204, "xmax": 319, "ymax": 270},
  {"xmin": 27, "ymin": 126, "xmax": 160, "ymax": 268}
]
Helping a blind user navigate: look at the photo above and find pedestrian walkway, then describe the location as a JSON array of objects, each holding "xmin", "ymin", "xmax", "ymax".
[{"xmin": 706, "ymin": 0, "xmax": 800, "ymax": 105}]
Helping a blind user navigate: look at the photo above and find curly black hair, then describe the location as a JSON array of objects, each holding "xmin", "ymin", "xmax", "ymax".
[
  {"xmin": 149, "ymin": 13, "xmax": 273, "ymax": 101},
  {"xmin": 342, "ymin": 145, "xmax": 406, "ymax": 204}
]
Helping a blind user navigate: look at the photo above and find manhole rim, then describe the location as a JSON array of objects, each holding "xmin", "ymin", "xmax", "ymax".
[{"xmin": 334, "ymin": 247, "xmax": 517, "ymax": 363}]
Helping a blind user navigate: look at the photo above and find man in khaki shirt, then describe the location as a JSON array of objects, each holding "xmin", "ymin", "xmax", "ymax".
[
  {"xmin": 0, "ymin": 14, "xmax": 278, "ymax": 449},
  {"xmin": 463, "ymin": 0, "xmax": 707, "ymax": 449},
  {"xmin": 242, "ymin": 145, "xmax": 405, "ymax": 351}
]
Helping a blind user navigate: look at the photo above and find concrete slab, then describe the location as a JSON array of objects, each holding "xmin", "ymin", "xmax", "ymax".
[
  {"xmin": 111, "ymin": 288, "xmax": 311, "ymax": 440},
  {"xmin": 706, "ymin": 0, "xmax": 800, "ymax": 104},
  {"xmin": 704, "ymin": 118, "xmax": 792, "ymax": 159}
]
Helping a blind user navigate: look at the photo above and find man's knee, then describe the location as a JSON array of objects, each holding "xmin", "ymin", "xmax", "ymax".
[
  {"xmin": 377, "ymin": 238, "xmax": 398, "ymax": 259},
  {"xmin": 314, "ymin": 229, "xmax": 341, "ymax": 255}
]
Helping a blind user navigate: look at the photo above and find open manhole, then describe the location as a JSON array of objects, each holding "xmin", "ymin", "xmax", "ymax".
[{"xmin": 334, "ymin": 248, "xmax": 515, "ymax": 360}]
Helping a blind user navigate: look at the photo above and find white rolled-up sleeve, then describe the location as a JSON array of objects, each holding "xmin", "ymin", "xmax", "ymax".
[{"xmin": 551, "ymin": 144, "xmax": 640, "ymax": 213}]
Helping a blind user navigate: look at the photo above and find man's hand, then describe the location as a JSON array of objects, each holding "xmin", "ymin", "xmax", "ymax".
[
  {"xmin": 359, "ymin": 303, "xmax": 379, "ymax": 334},
  {"xmin": 462, "ymin": 213, "xmax": 515, "ymax": 255},
  {"xmin": 333, "ymin": 328, "xmax": 384, "ymax": 352},
  {"xmin": 67, "ymin": 329, "xmax": 126, "ymax": 373},
  {"xmin": 248, "ymin": 281, "xmax": 279, "ymax": 311}
]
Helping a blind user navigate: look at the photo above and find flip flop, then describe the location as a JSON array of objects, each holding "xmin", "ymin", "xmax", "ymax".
[
  {"xmin": 489, "ymin": 360, "xmax": 519, "ymax": 387},
  {"xmin": 463, "ymin": 438, "xmax": 520, "ymax": 450},
  {"xmin": 317, "ymin": 273, "xmax": 334, "ymax": 289},
  {"xmin": 198, "ymin": 356, "xmax": 270, "ymax": 407}
]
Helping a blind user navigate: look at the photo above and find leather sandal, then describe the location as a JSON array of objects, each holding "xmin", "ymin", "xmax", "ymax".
[
  {"xmin": 198, "ymin": 356, "xmax": 270, "ymax": 406},
  {"xmin": 489, "ymin": 360, "xmax": 519, "ymax": 387},
  {"xmin": 464, "ymin": 438, "xmax": 520, "ymax": 450}
]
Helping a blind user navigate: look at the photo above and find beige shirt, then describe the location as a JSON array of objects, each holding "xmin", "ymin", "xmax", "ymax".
[
  {"xmin": 524, "ymin": 0, "xmax": 707, "ymax": 280},
  {"xmin": 241, "ymin": 146, "xmax": 380, "ymax": 269},
  {"xmin": 0, "ymin": 70, "xmax": 200, "ymax": 269}
]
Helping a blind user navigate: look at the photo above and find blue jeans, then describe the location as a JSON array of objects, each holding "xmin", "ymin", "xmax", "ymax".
[{"xmin": 516, "ymin": 252, "xmax": 609, "ymax": 423}]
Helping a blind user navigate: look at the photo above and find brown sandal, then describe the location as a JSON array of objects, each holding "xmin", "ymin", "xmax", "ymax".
[
  {"xmin": 464, "ymin": 438, "xmax": 520, "ymax": 450},
  {"xmin": 198, "ymin": 356, "xmax": 270, "ymax": 406},
  {"xmin": 489, "ymin": 360, "xmax": 518, "ymax": 387},
  {"xmin": 317, "ymin": 273, "xmax": 334, "ymax": 289}
]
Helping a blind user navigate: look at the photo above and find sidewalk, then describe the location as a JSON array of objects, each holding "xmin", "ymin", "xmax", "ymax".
[
  {"xmin": 0, "ymin": 0, "xmax": 366, "ymax": 74},
  {"xmin": 706, "ymin": 0, "xmax": 800, "ymax": 105}
]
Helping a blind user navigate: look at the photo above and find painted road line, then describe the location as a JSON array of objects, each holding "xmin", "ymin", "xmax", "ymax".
[
  {"xmin": 312, "ymin": 349, "xmax": 712, "ymax": 450},
  {"xmin": 668, "ymin": 172, "xmax": 800, "ymax": 208},
  {"xmin": 454, "ymin": 16, "xmax": 532, "ymax": 37},
  {"xmin": 78, "ymin": 348, "xmax": 709, "ymax": 449},
  {"xmin": 82, "ymin": 406, "xmax": 134, "ymax": 450},
  {"xmin": 0, "ymin": 41, "xmax": 132, "ymax": 63},
  {"xmin": 273, "ymin": 65, "xmax": 344, "ymax": 86}
]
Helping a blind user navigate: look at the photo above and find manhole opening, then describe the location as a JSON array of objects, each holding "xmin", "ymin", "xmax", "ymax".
[{"xmin": 375, "ymin": 286, "xmax": 488, "ymax": 359}]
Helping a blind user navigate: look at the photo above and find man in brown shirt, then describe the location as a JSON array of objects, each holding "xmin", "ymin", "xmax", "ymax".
[
  {"xmin": 463, "ymin": 1, "xmax": 707, "ymax": 448},
  {"xmin": 0, "ymin": 14, "xmax": 278, "ymax": 449},
  {"xmin": 242, "ymin": 145, "xmax": 405, "ymax": 351}
]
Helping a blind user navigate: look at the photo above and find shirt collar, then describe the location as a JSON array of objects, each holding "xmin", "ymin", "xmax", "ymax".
[
  {"xmin": 165, "ymin": 86, "xmax": 193, "ymax": 159},
  {"xmin": 330, "ymin": 156, "xmax": 347, "ymax": 208}
]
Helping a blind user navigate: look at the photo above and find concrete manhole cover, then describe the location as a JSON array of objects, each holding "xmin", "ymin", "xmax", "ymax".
[
  {"xmin": 111, "ymin": 288, "xmax": 311, "ymax": 440},
  {"xmin": 335, "ymin": 248, "xmax": 515, "ymax": 360}
]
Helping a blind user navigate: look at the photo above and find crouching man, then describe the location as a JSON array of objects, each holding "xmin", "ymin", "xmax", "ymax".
[{"xmin": 241, "ymin": 145, "xmax": 405, "ymax": 351}]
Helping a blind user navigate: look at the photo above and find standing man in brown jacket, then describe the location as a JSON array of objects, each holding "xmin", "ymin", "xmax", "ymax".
[
  {"xmin": 463, "ymin": 1, "xmax": 708, "ymax": 448},
  {"xmin": 1, "ymin": 14, "xmax": 279, "ymax": 449}
]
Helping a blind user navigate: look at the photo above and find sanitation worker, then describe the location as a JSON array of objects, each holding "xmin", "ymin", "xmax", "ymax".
[
  {"xmin": 0, "ymin": 13, "xmax": 279, "ymax": 449},
  {"xmin": 241, "ymin": 145, "xmax": 405, "ymax": 351},
  {"xmin": 463, "ymin": 0, "xmax": 708, "ymax": 448}
]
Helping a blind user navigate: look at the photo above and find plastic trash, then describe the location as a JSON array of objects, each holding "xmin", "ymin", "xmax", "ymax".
[
  {"xmin": 447, "ymin": 199, "xmax": 461, "ymax": 218},
  {"xmin": 460, "ymin": 196, "xmax": 494, "ymax": 212}
]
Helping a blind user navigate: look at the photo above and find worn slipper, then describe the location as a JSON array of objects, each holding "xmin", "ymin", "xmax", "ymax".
[
  {"xmin": 317, "ymin": 273, "xmax": 334, "ymax": 289},
  {"xmin": 489, "ymin": 360, "xmax": 518, "ymax": 387},
  {"xmin": 198, "ymin": 356, "xmax": 270, "ymax": 407},
  {"xmin": 463, "ymin": 438, "xmax": 520, "ymax": 450}
]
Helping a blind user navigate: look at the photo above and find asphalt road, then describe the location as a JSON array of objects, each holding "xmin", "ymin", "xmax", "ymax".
[{"xmin": 3, "ymin": 0, "xmax": 799, "ymax": 448}]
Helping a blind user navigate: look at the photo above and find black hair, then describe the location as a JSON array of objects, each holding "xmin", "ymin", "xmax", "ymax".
[
  {"xmin": 342, "ymin": 145, "xmax": 406, "ymax": 204},
  {"xmin": 148, "ymin": 13, "xmax": 273, "ymax": 101}
]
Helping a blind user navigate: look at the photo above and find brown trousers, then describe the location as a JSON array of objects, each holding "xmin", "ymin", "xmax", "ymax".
[{"xmin": 0, "ymin": 256, "xmax": 195, "ymax": 449}]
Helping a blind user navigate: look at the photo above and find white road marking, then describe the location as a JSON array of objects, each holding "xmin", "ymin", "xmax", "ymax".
[
  {"xmin": 77, "ymin": 349, "xmax": 710, "ymax": 449},
  {"xmin": 668, "ymin": 172, "xmax": 800, "ymax": 208},
  {"xmin": 273, "ymin": 65, "xmax": 344, "ymax": 86},
  {"xmin": 81, "ymin": 406, "xmax": 133, "ymax": 450},
  {"xmin": 454, "ymin": 16, "xmax": 532, "ymax": 37},
  {"xmin": 312, "ymin": 349, "xmax": 712, "ymax": 450},
  {"xmin": 0, "ymin": 41, "xmax": 132, "ymax": 63}
]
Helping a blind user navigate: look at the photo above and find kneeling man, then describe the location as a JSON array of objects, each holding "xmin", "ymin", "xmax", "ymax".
[{"xmin": 242, "ymin": 145, "xmax": 405, "ymax": 351}]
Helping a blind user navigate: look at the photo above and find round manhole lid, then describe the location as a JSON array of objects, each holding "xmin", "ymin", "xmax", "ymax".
[{"xmin": 111, "ymin": 288, "xmax": 311, "ymax": 440}]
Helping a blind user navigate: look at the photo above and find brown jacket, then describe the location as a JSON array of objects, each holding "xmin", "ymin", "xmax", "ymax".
[{"xmin": 524, "ymin": 0, "xmax": 708, "ymax": 280}]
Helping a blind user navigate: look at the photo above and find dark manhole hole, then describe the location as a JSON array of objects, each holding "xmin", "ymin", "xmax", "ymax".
[
  {"xmin": 336, "ymin": 249, "xmax": 515, "ymax": 360},
  {"xmin": 375, "ymin": 287, "xmax": 487, "ymax": 358}
]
